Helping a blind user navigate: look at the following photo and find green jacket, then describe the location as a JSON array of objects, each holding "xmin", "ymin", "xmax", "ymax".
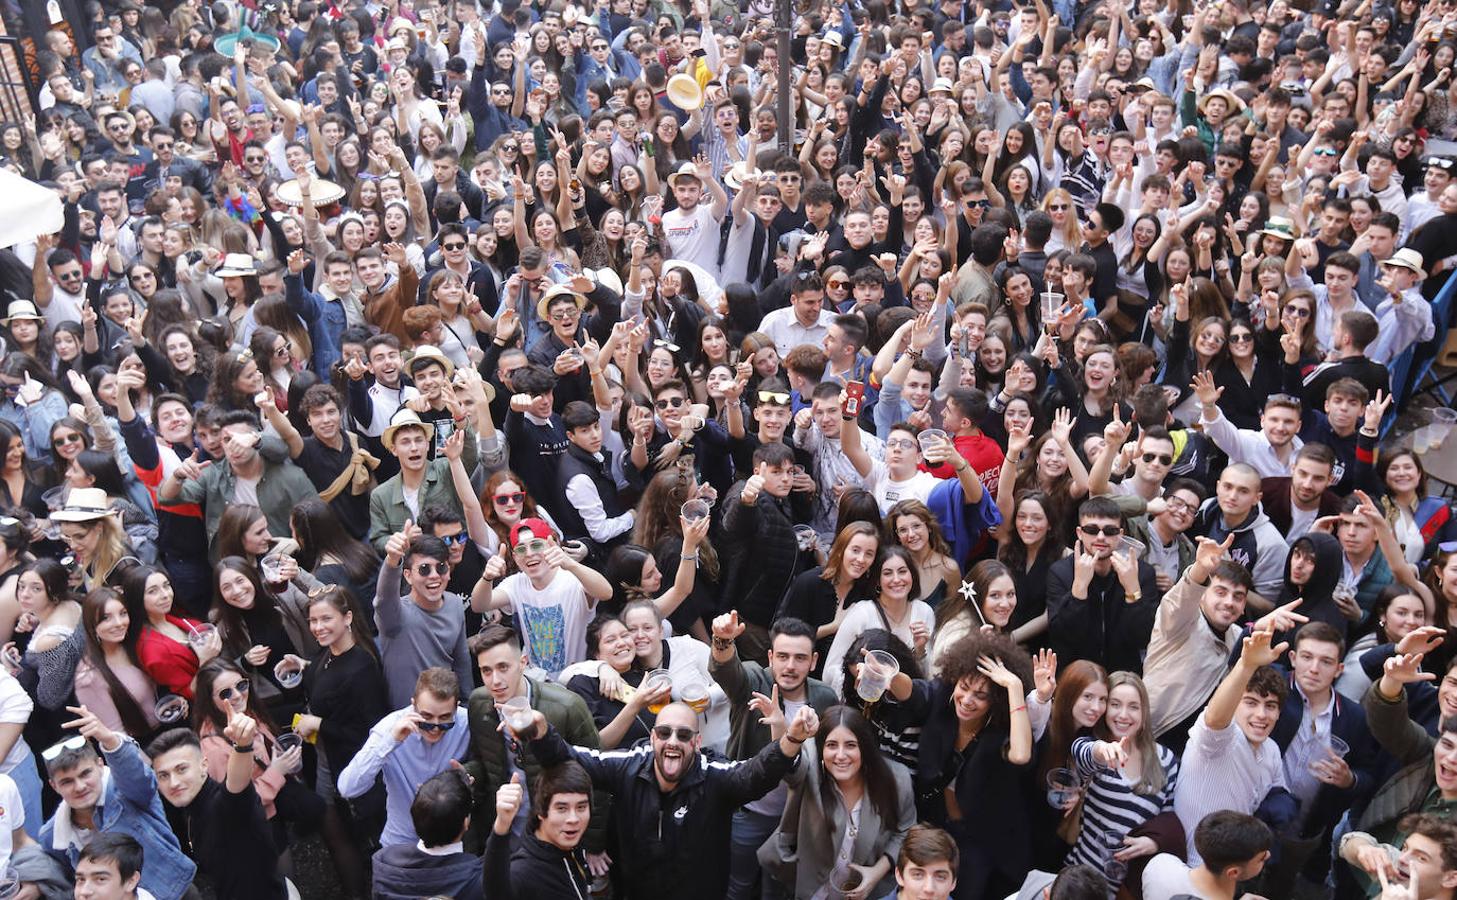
[
  {"xmin": 161, "ymin": 455, "xmax": 316, "ymax": 550},
  {"xmin": 709, "ymin": 651, "xmax": 839, "ymax": 762},
  {"xmin": 463, "ymin": 677, "xmax": 608, "ymax": 852},
  {"xmin": 1358, "ymin": 680, "xmax": 1437, "ymax": 836},
  {"xmin": 366, "ymin": 429, "xmax": 478, "ymax": 552}
]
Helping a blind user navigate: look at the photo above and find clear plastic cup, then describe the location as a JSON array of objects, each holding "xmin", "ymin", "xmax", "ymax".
[
  {"xmin": 1040, "ymin": 291, "xmax": 1065, "ymax": 320},
  {"xmin": 1119, "ymin": 536, "xmax": 1146, "ymax": 559},
  {"xmin": 274, "ymin": 657, "xmax": 304, "ymax": 689},
  {"xmin": 1328, "ymin": 734, "xmax": 1350, "ymax": 759},
  {"xmin": 793, "ymin": 525, "xmax": 817, "ymax": 552},
  {"xmin": 259, "ymin": 555, "xmax": 286, "ymax": 593},
  {"xmin": 185, "ymin": 623, "xmax": 217, "ymax": 654},
  {"xmin": 1100, "ymin": 830, "xmax": 1128, "ymax": 883},
  {"xmin": 1433, "ymin": 407, "xmax": 1457, "ymax": 449},
  {"xmin": 274, "ymin": 731, "xmax": 304, "ymax": 773},
  {"xmin": 681, "ymin": 499, "xmax": 710, "ymax": 523},
  {"xmin": 829, "ymin": 863, "xmax": 863, "ymax": 898},
  {"xmin": 155, "ymin": 694, "xmax": 189, "ymax": 724},
  {"xmin": 1046, "ymin": 767, "xmax": 1082, "ymax": 809},
  {"xmin": 856, "ymin": 650, "xmax": 900, "ymax": 702},
  {"xmin": 500, "ymin": 696, "xmax": 535, "ymax": 733},
  {"xmin": 642, "ymin": 669, "xmax": 674, "ymax": 714},
  {"xmin": 680, "ymin": 682, "xmax": 710, "ymax": 714},
  {"xmin": 916, "ymin": 428, "xmax": 949, "ymax": 455}
]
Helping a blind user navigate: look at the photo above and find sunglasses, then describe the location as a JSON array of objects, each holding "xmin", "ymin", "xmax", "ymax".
[
  {"xmin": 438, "ymin": 533, "xmax": 469, "ymax": 546},
  {"xmin": 42, "ymin": 734, "xmax": 87, "ymax": 762},
  {"xmin": 654, "ymin": 339, "xmax": 681, "ymax": 353},
  {"xmin": 1079, "ymin": 524, "xmax": 1122, "ymax": 537},
  {"xmin": 1313, "ymin": 148, "xmax": 1338, "ymax": 157},
  {"xmin": 1284, "ymin": 306, "xmax": 1312, "ymax": 318},
  {"xmin": 1229, "ymin": 333, "xmax": 1254, "ymax": 344},
  {"xmin": 494, "ymin": 492, "xmax": 525, "ymax": 506},
  {"xmin": 218, "ymin": 680, "xmax": 250, "ymax": 702},
  {"xmin": 306, "ymin": 582, "xmax": 342, "ymax": 599},
  {"xmin": 656, "ymin": 396, "xmax": 687, "ymax": 410},
  {"xmin": 1048, "ymin": 203, "xmax": 1069, "ymax": 211},
  {"xmin": 652, "ymin": 725, "xmax": 697, "ymax": 742},
  {"xmin": 1440, "ymin": 541, "xmax": 1457, "ymax": 552},
  {"xmin": 53, "ymin": 433, "xmax": 84, "ymax": 448},
  {"xmin": 416, "ymin": 719, "xmax": 456, "ymax": 732},
  {"xmin": 512, "ymin": 539, "xmax": 550, "ymax": 556},
  {"xmin": 442, "ymin": 241, "xmax": 466, "ymax": 251},
  {"xmin": 1141, "ymin": 452, "xmax": 1173, "ymax": 466},
  {"xmin": 413, "ymin": 562, "xmax": 449, "ymax": 576},
  {"xmin": 758, "ymin": 391, "xmax": 790, "ymax": 405}
]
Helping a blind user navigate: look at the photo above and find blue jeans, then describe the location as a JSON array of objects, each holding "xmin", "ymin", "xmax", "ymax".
[
  {"xmin": 6, "ymin": 745, "xmax": 41, "ymax": 838},
  {"xmin": 727, "ymin": 807, "xmax": 784, "ymax": 900}
]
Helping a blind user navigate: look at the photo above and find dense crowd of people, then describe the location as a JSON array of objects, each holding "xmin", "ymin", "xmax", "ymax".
[{"xmin": 0, "ymin": 0, "xmax": 1456, "ymax": 896}]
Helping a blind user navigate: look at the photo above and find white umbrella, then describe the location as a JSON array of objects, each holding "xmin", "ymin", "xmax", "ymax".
[{"xmin": 0, "ymin": 171, "xmax": 63, "ymax": 251}]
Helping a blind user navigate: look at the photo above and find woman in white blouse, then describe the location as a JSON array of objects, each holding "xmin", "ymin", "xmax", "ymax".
[{"xmin": 822, "ymin": 547, "xmax": 936, "ymax": 697}]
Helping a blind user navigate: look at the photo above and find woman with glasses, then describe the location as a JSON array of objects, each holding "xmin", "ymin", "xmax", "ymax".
[
  {"xmin": 759, "ymin": 704, "xmax": 916, "ymax": 899},
  {"xmin": 1039, "ymin": 189, "xmax": 1084, "ymax": 255},
  {"xmin": 122, "ymin": 564, "xmax": 218, "ymax": 699},
  {"xmin": 480, "ymin": 470, "xmax": 559, "ymax": 559},
  {"xmin": 55, "ymin": 489, "xmax": 140, "ymax": 590},
  {"xmin": 210, "ymin": 556, "xmax": 321, "ymax": 718},
  {"xmin": 1210, "ymin": 317, "xmax": 1282, "ymax": 431},
  {"xmin": 74, "ymin": 586, "xmax": 159, "ymax": 739},
  {"xmin": 248, "ymin": 326, "xmax": 300, "ymax": 409},
  {"xmin": 289, "ymin": 498, "xmax": 381, "ymax": 620},
  {"xmin": 884, "ymin": 500, "xmax": 961, "ymax": 609}
]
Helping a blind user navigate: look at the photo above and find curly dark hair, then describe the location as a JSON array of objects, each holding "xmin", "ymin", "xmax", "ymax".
[{"xmin": 936, "ymin": 630, "xmax": 1035, "ymax": 733}]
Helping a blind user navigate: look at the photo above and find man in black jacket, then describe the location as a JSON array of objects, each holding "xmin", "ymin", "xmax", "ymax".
[
  {"xmin": 373, "ymin": 770, "xmax": 483, "ymax": 900},
  {"xmin": 556, "ymin": 401, "xmax": 634, "ymax": 559},
  {"xmin": 1046, "ymin": 495, "xmax": 1161, "ymax": 675},
  {"xmin": 484, "ymin": 762, "xmax": 595, "ymax": 900},
  {"xmin": 522, "ymin": 699, "xmax": 819, "ymax": 900}
]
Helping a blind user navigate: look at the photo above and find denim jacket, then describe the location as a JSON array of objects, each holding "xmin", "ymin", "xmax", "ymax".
[{"xmin": 40, "ymin": 737, "xmax": 197, "ymax": 900}]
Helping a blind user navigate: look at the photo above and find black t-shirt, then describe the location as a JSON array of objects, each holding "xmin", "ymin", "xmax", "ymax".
[
  {"xmin": 295, "ymin": 436, "xmax": 370, "ymax": 539},
  {"xmin": 178, "ymin": 780, "xmax": 287, "ymax": 900}
]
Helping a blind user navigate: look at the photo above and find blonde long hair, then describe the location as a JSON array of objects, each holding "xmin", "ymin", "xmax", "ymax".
[
  {"xmin": 1107, "ymin": 671, "xmax": 1167, "ymax": 797},
  {"xmin": 1042, "ymin": 188, "xmax": 1084, "ymax": 249},
  {"xmin": 83, "ymin": 515, "xmax": 135, "ymax": 591}
]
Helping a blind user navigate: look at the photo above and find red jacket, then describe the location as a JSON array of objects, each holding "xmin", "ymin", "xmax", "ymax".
[{"xmin": 137, "ymin": 615, "xmax": 206, "ymax": 699}]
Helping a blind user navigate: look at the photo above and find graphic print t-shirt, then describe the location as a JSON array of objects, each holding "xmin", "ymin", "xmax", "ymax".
[{"xmin": 500, "ymin": 568, "xmax": 592, "ymax": 678}]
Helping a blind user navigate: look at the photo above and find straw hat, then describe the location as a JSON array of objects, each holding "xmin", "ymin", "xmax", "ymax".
[
  {"xmin": 590, "ymin": 267, "xmax": 623, "ymax": 296},
  {"xmin": 1380, "ymin": 248, "xmax": 1426, "ymax": 280},
  {"xmin": 51, "ymin": 488, "xmax": 114, "ymax": 523},
  {"xmin": 275, "ymin": 176, "xmax": 347, "ymax": 208},
  {"xmin": 1198, "ymin": 88, "xmax": 1245, "ymax": 115},
  {"xmin": 536, "ymin": 284, "xmax": 588, "ymax": 322},
  {"xmin": 406, "ymin": 344, "xmax": 456, "ymax": 378},
  {"xmin": 1, "ymin": 300, "xmax": 44, "ymax": 326},
  {"xmin": 821, "ymin": 30, "xmax": 844, "ymax": 49},
  {"xmin": 929, "ymin": 77, "xmax": 954, "ymax": 96},
  {"xmin": 723, "ymin": 161, "xmax": 760, "ymax": 191},
  {"xmin": 388, "ymin": 16, "xmax": 415, "ymax": 35},
  {"xmin": 215, "ymin": 253, "xmax": 259, "ymax": 277},
  {"xmin": 667, "ymin": 162, "xmax": 703, "ymax": 189},
  {"xmin": 666, "ymin": 74, "xmax": 705, "ymax": 111},
  {"xmin": 381, "ymin": 408, "xmax": 435, "ymax": 452},
  {"xmin": 1258, "ymin": 216, "xmax": 1296, "ymax": 242}
]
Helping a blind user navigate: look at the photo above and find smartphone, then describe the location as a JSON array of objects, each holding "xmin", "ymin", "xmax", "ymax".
[
  {"xmin": 958, "ymin": 331, "xmax": 971, "ymax": 359},
  {"xmin": 692, "ymin": 47, "xmax": 707, "ymax": 58},
  {"xmin": 844, "ymin": 380, "xmax": 866, "ymax": 417}
]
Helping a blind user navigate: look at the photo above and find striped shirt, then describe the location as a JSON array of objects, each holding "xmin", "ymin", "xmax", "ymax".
[{"xmin": 1067, "ymin": 737, "xmax": 1180, "ymax": 891}]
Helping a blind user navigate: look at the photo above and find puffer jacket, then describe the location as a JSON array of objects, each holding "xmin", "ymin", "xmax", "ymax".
[
  {"xmin": 370, "ymin": 842, "xmax": 482, "ymax": 900},
  {"xmin": 464, "ymin": 676, "xmax": 608, "ymax": 853}
]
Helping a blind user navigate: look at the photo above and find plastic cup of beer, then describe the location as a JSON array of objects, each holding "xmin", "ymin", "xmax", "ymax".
[
  {"xmin": 856, "ymin": 650, "xmax": 900, "ymax": 702},
  {"xmin": 643, "ymin": 669, "xmax": 673, "ymax": 714},
  {"xmin": 259, "ymin": 554, "xmax": 287, "ymax": 593},
  {"xmin": 680, "ymin": 682, "xmax": 710, "ymax": 714},
  {"xmin": 829, "ymin": 863, "xmax": 863, "ymax": 898}
]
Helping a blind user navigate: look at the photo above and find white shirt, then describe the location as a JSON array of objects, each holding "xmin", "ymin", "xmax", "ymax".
[
  {"xmin": 1174, "ymin": 716, "xmax": 1286, "ymax": 867},
  {"xmin": 861, "ymin": 460, "xmax": 940, "ymax": 515},
  {"xmin": 659, "ymin": 204, "xmax": 723, "ymax": 279},
  {"xmin": 821, "ymin": 599, "xmax": 935, "ymax": 696},
  {"xmin": 758, "ymin": 306, "xmax": 835, "ymax": 358},
  {"xmin": 1282, "ymin": 685, "xmax": 1336, "ymax": 826},
  {"xmin": 1201, "ymin": 408, "xmax": 1302, "ymax": 478},
  {"xmin": 1141, "ymin": 854, "xmax": 1209, "ymax": 900},
  {"xmin": 0, "ymin": 675, "xmax": 33, "ymax": 774}
]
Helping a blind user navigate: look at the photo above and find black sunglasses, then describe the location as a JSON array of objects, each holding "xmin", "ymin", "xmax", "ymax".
[
  {"xmin": 655, "ymin": 397, "xmax": 686, "ymax": 410},
  {"xmin": 414, "ymin": 562, "xmax": 449, "ymax": 576},
  {"xmin": 218, "ymin": 680, "xmax": 250, "ymax": 702},
  {"xmin": 652, "ymin": 725, "xmax": 697, "ymax": 742},
  {"xmin": 1141, "ymin": 452, "xmax": 1173, "ymax": 466},
  {"xmin": 417, "ymin": 719, "xmax": 456, "ymax": 732},
  {"xmin": 1078, "ymin": 524, "xmax": 1122, "ymax": 537}
]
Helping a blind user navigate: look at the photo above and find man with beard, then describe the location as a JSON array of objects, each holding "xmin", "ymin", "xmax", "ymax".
[
  {"xmin": 1260, "ymin": 442, "xmax": 1342, "ymax": 542},
  {"xmin": 709, "ymin": 613, "xmax": 838, "ymax": 900},
  {"xmin": 517, "ymin": 698, "xmax": 819, "ymax": 900},
  {"xmin": 374, "ymin": 523, "xmax": 473, "ymax": 707}
]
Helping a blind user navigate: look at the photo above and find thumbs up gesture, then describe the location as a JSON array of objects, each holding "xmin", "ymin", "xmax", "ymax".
[
  {"xmin": 494, "ymin": 771, "xmax": 524, "ymax": 835},
  {"xmin": 483, "ymin": 545, "xmax": 509, "ymax": 582},
  {"xmin": 385, "ymin": 519, "xmax": 418, "ymax": 567}
]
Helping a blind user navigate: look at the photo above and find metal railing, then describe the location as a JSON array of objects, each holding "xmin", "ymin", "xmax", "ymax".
[{"xmin": 0, "ymin": 34, "xmax": 36, "ymax": 124}]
